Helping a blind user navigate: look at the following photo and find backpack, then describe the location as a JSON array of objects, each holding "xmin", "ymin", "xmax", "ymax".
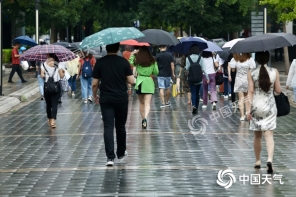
[
  {"xmin": 187, "ymin": 55, "xmax": 203, "ymax": 84},
  {"xmin": 43, "ymin": 64, "xmax": 59, "ymax": 94},
  {"xmin": 82, "ymin": 59, "xmax": 92, "ymax": 78}
]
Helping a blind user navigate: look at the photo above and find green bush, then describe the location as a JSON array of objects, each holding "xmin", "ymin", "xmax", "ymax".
[{"xmin": 2, "ymin": 49, "xmax": 12, "ymax": 63}]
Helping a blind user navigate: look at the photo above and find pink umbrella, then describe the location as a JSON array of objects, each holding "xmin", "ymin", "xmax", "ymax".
[
  {"xmin": 120, "ymin": 39, "xmax": 150, "ymax": 46},
  {"xmin": 20, "ymin": 44, "xmax": 76, "ymax": 62}
]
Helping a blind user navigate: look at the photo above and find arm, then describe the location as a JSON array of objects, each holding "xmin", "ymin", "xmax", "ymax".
[
  {"xmin": 274, "ymin": 70, "xmax": 282, "ymax": 94},
  {"xmin": 92, "ymin": 78, "xmax": 100, "ymax": 104},
  {"xmin": 286, "ymin": 60, "xmax": 295, "ymax": 88},
  {"xmin": 77, "ymin": 62, "xmax": 82, "ymax": 78},
  {"xmin": 40, "ymin": 68, "xmax": 45, "ymax": 78},
  {"xmin": 171, "ymin": 62, "xmax": 175, "ymax": 78},
  {"xmin": 126, "ymin": 75, "xmax": 135, "ymax": 85},
  {"xmin": 228, "ymin": 64, "xmax": 232, "ymax": 82},
  {"xmin": 58, "ymin": 68, "xmax": 65, "ymax": 79},
  {"xmin": 129, "ymin": 54, "xmax": 136, "ymax": 66},
  {"xmin": 246, "ymin": 70, "xmax": 254, "ymax": 120},
  {"xmin": 152, "ymin": 62, "xmax": 159, "ymax": 76},
  {"xmin": 200, "ymin": 58, "xmax": 209, "ymax": 82}
]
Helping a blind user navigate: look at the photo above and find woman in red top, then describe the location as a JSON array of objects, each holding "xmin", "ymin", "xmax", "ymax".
[{"xmin": 8, "ymin": 42, "xmax": 27, "ymax": 83}]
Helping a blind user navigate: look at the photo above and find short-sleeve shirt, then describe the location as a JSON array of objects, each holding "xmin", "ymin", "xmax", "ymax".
[
  {"xmin": 156, "ymin": 51, "xmax": 174, "ymax": 77},
  {"xmin": 79, "ymin": 57, "xmax": 96, "ymax": 75},
  {"xmin": 12, "ymin": 48, "xmax": 20, "ymax": 65},
  {"xmin": 41, "ymin": 62, "xmax": 61, "ymax": 82},
  {"xmin": 92, "ymin": 55, "xmax": 133, "ymax": 103}
]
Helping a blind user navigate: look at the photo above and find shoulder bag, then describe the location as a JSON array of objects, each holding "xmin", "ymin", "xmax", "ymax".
[{"xmin": 274, "ymin": 92, "xmax": 290, "ymax": 117}]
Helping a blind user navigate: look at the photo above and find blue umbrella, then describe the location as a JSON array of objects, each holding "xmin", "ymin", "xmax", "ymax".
[
  {"xmin": 13, "ymin": 36, "xmax": 37, "ymax": 46},
  {"xmin": 203, "ymin": 41, "xmax": 223, "ymax": 52},
  {"xmin": 170, "ymin": 37, "xmax": 208, "ymax": 54}
]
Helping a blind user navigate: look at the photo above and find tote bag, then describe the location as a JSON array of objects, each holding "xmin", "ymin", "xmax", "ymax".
[{"xmin": 274, "ymin": 92, "xmax": 290, "ymax": 117}]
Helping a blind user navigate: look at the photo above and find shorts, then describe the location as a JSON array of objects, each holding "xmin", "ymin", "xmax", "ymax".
[
  {"xmin": 136, "ymin": 83, "xmax": 152, "ymax": 95},
  {"xmin": 157, "ymin": 77, "xmax": 171, "ymax": 89}
]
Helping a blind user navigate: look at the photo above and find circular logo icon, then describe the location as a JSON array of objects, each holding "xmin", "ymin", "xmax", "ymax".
[
  {"xmin": 187, "ymin": 115, "xmax": 208, "ymax": 134},
  {"xmin": 217, "ymin": 169, "xmax": 236, "ymax": 189}
]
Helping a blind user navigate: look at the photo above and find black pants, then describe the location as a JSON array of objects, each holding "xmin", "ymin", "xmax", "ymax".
[
  {"xmin": 275, "ymin": 48, "xmax": 283, "ymax": 62},
  {"xmin": 44, "ymin": 85, "xmax": 61, "ymax": 119},
  {"xmin": 100, "ymin": 102, "xmax": 128, "ymax": 159},
  {"xmin": 230, "ymin": 71, "xmax": 236, "ymax": 103},
  {"xmin": 9, "ymin": 64, "xmax": 25, "ymax": 82}
]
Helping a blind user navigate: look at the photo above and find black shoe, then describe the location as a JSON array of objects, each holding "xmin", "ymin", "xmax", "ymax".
[
  {"xmin": 58, "ymin": 99, "xmax": 62, "ymax": 103},
  {"xmin": 267, "ymin": 162, "xmax": 273, "ymax": 173},
  {"xmin": 22, "ymin": 80, "xmax": 27, "ymax": 83},
  {"xmin": 105, "ymin": 159, "xmax": 114, "ymax": 166},
  {"xmin": 41, "ymin": 95, "xmax": 44, "ymax": 100},
  {"xmin": 192, "ymin": 107, "xmax": 197, "ymax": 114},
  {"xmin": 8, "ymin": 81, "xmax": 14, "ymax": 83},
  {"xmin": 142, "ymin": 118, "xmax": 147, "ymax": 129}
]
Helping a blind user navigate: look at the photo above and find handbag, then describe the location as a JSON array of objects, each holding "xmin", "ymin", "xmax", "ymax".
[
  {"xmin": 172, "ymin": 84, "xmax": 178, "ymax": 97},
  {"xmin": 274, "ymin": 92, "xmax": 290, "ymax": 117},
  {"xmin": 59, "ymin": 77, "xmax": 69, "ymax": 92},
  {"xmin": 212, "ymin": 57, "xmax": 223, "ymax": 85}
]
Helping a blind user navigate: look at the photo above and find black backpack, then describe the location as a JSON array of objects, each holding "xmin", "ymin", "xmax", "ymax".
[
  {"xmin": 43, "ymin": 64, "xmax": 59, "ymax": 94},
  {"xmin": 187, "ymin": 55, "xmax": 203, "ymax": 84}
]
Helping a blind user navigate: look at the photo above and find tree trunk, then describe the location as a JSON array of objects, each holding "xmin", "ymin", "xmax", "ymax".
[
  {"xmin": 283, "ymin": 23, "xmax": 290, "ymax": 75},
  {"xmin": 50, "ymin": 24, "xmax": 57, "ymax": 43}
]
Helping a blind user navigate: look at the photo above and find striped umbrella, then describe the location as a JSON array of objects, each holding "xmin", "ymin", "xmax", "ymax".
[{"xmin": 20, "ymin": 44, "xmax": 76, "ymax": 62}]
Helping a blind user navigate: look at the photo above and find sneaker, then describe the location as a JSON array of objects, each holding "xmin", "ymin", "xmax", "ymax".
[
  {"xmin": 231, "ymin": 103, "xmax": 236, "ymax": 108},
  {"xmin": 160, "ymin": 104, "xmax": 165, "ymax": 108},
  {"xmin": 192, "ymin": 107, "xmax": 197, "ymax": 114},
  {"xmin": 212, "ymin": 103, "xmax": 216, "ymax": 110},
  {"xmin": 41, "ymin": 95, "xmax": 44, "ymax": 100},
  {"xmin": 21, "ymin": 80, "xmax": 27, "ymax": 83},
  {"xmin": 240, "ymin": 116, "xmax": 245, "ymax": 121},
  {"xmin": 105, "ymin": 159, "xmax": 114, "ymax": 166},
  {"xmin": 72, "ymin": 92, "xmax": 75, "ymax": 96},
  {"xmin": 118, "ymin": 151, "xmax": 128, "ymax": 160},
  {"xmin": 202, "ymin": 105, "xmax": 207, "ymax": 109},
  {"xmin": 88, "ymin": 96, "xmax": 93, "ymax": 103},
  {"xmin": 165, "ymin": 102, "xmax": 171, "ymax": 107},
  {"xmin": 199, "ymin": 99, "xmax": 203, "ymax": 102},
  {"xmin": 84, "ymin": 99, "xmax": 88, "ymax": 104},
  {"xmin": 224, "ymin": 95, "xmax": 228, "ymax": 99},
  {"xmin": 228, "ymin": 94, "xmax": 231, "ymax": 97}
]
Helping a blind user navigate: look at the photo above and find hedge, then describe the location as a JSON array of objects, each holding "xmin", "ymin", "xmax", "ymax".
[{"xmin": 2, "ymin": 49, "xmax": 12, "ymax": 63}]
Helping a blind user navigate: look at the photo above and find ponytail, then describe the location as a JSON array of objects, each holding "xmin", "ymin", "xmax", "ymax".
[{"xmin": 255, "ymin": 51, "xmax": 271, "ymax": 93}]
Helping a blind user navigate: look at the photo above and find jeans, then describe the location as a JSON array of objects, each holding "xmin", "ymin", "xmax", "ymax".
[
  {"xmin": 68, "ymin": 74, "xmax": 77, "ymax": 92},
  {"xmin": 37, "ymin": 75, "xmax": 44, "ymax": 96},
  {"xmin": 44, "ymin": 84, "xmax": 61, "ymax": 119},
  {"xmin": 199, "ymin": 85, "xmax": 203, "ymax": 98},
  {"xmin": 202, "ymin": 73, "xmax": 217, "ymax": 105},
  {"xmin": 100, "ymin": 102, "xmax": 128, "ymax": 159},
  {"xmin": 9, "ymin": 64, "xmax": 25, "ymax": 82},
  {"xmin": 189, "ymin": 84, "xmax": 202, "ymax": 108},
  {"xmin": 223, "ymin": 77, "xmax": 231, "ymax": 96},
  {"xmin": 80, "ymin": 76, "xmax": 92, "ymax": 99},
  {"xmin": 230, "ymin": 71, "xmax": 236, "ymax": 102},
  {"xmin": 293, "ymin": 86, "xmax": 296, "ymax": 101}
]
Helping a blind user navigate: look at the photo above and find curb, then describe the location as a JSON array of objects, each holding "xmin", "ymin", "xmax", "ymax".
[
  {"xmin": 8, "ymin": 81, "xmax": 39, "ymax": 102},
  {"xmin": 0, "ymin": 97, "xmax": 21, "ymax": 114}
]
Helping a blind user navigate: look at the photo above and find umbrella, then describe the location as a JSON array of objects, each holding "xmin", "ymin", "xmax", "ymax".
[
  {"xmin": 20, "ymin": 44, "xmax": 76, "ymax": 62},
  {"xmin": 229, "ymin": 33, "xmax": 296, "ymax": 53},
  {"xmin": 120, "ymin": 39, "xmax": 150, "ymax": 46},
  {"xmin": 180, "ymin": 37, "xmax": 208, "ymax": 51},
  {"xmin": 53, "ymin": 42, "xmax": 78, "ymax": 49},
  {"xmin": 203, "ymin": 41, "xmax": 223, "ymax": 52},
  {"xmin": 222, "ymin": 38, "xmax": 244, "ymax": 48},
  {"xmin": 217, "ymin": 48, "xmax": 230, "ymax": 60},
  {"xmin": 136, "ymin": 29, "xmax": 179, "ymax": 45},
  {"xmin": 80, "ymin": 27, "xmax": 145, "ymax": 49},
  {"xmin": 13, "ymin": 36, "xmax": 37, "ymax": 46}
]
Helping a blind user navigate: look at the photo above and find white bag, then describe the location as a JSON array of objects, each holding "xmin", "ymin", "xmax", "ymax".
[
  {"xmin": 64, "ymin": 69, "xmax": 71, "ymax": 80},
  {"xmin": 20, "ymin": 61, "xmax": 29, "ymax": 70}
]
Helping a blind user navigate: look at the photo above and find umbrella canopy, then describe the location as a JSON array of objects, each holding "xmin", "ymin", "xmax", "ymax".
[
  {"xmin": 13, "ymin": 36, "xmax": 37, "ymax": 46},
  {"xmin": 222, "ymin": 38, "xmax": 245, "ymax": 48},
  {"xmin": 53, "ymin": 42, "xmax": 78, "ymax": 49},
  {"xmin": 80, "ymin": 27, "xmax": 145, "ymax": 49},
  {"xmin": 20, "ymin": 44, "xmax": 76, "ymax": 62},
  {"xmin": 229, "ymin": 33, "xmax": 296, "ymax": 53},
  {"xmin": 170, "ymin": 37, "xmax": 208, "ymax": 54},
  {"xmin": 120, "ymin": 39, "xmax": 150, "ymax": 46},
  {"xmin": 136, "ymin": 29, "xmax": 179, "ymax": 45},
  {"xmin": 217, "ymin": 48, "xmax": 230, "ymax": 60},
  {"xmin": 203, "ymin": 41, "xmax": 222, "ymax": 52}
]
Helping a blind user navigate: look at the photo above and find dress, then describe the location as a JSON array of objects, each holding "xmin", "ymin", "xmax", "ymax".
[
  {"xmin": 230, "ymin": 58, "xmax": 256, "ymax": 92},
  {"xmin": 250, "ymin": 64, "xmax": 277, "ymax": 131}
]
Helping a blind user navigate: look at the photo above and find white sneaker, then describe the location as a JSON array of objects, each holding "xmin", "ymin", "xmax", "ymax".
[
  {"xmin": 212, "ymin": 103, "xmax": 216, "ymax": 110},
  {"xmin": 228, "ymin": 94, "xmax": 231, "ymax": 97},
  {"xmin": 224, "ymin": 95, "xmax": 228, "ymax": 99},
  {"xmin": 202, "ymin": 105, "xmax": 207, "ymax": 109},
  {"xmin": 88, "ymin": 96, "xmax": 93, "ymax": 103},
  {"xmin": 105, "ymin": 159, "xmax": 114, "ymax": 166},
  {"xmin": 118, "ymin": 151, "xmax": 128, "ymax": 160},
  {"xmin": 240, "ymin": 116, "xmax": 245, "ymax": 121},
  {"xmin": 84, "ymin": 99, "xmax": 88, "ymax": 104},
  {"xmin": 199, "ymin": 99, "xmax": 203, "ymax": 102}
]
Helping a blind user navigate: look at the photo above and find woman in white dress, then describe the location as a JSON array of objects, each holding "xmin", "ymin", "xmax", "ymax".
[
  {"xmin": 229, "ymin": 53, "xmax": 256, "ymax": 120},
  {"xmin": 246, "ymin": 51, "xmax": 281, "ymax": 173}
]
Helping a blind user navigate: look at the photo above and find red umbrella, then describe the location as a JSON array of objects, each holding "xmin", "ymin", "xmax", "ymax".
[
  {"xmin": 20, "ymin": 44, "xmax": 76, "ymax": 62},
  {"xmin": 120, "ymin": 39, "xmax": 150, "ymax": 46},
  {"xmin": 135, "ymin": 42, "xmax": 150, "ymax": 46}
]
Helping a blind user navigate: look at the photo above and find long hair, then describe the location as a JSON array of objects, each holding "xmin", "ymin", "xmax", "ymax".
[
  {"xmin": 134, "ymin": 46, "xmax": 155, "ymax": 67},
  {"xmin": 233, "ymin": 53, "xmax": 240, "ymax": 61},
  {"xmin": 238, "ymin": 53, "xmax": 251, "ymax": 62},
  {"xmin": 255, "ymin": 51, "xmax": 272, "ymax": 93},
  {"xmin": 201, "ymin": 51, "xmax": 213, "ymax": 58}
]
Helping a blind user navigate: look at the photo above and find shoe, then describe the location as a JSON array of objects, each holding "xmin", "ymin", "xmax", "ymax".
[
  {"xmin": 47, "ymin": 120, "xmax": 51, "ymax": 126},
  {"xmin": 212, "ymin": 103, "xmax": 216, "ymax": 110},
  {"xmin": 202, "ymin": 105, "xmax": 207, "ymax": 109},
  {"xmin": 192, "ymin": 107, "xmax": 197, "ymax": 114},
  {"xmin": 22, "ymin": 80, "xmax": 27, "ymax": 83},
  {"xmin": 118, "ymin": 151, "xmax": 128, "ymax": 160},
  {"xmin": 240, "ymin": 116, "xmax": 245, "ymax": 121},
  {"xmin": 165, "ymin": 102, "xmax": 171, "ymax": 107},
  {"xmin": 228, "ymin": 94, "xmax": 231, "ymax": 97},
  {"xmin": 231, "ymin": 103, "xmax": 236, "ymax": 108},
  {"xmin": 267, "ymin": 162, "xmax": 273, "ymax": 173},
  {"xmin": 84, "ymin": 99, "xmax": 88, "ymax": 104},
  {"xmin": 199, "ymin": 99, "xmax": 203, "ymax": 102},
  {"xmin": 105, "ymin": 159, "xmax": 114, "ymax": 166},
  {"xmin": 160, "ymin": 104, "xmax": 165, "ymax": 108},
  {"xmin": 224, "ymin": 95, "xmax": 228, "ymax": 99},
  {"xmin": 72, "ymin": 93, "xmax": 75, "ymax": 96},
  {"xmin": 88, "ymin": 96, "xmax": 93, "ymax": 103},
  {"xmin": 142, "ymin": 118, "xmax": 147, "ymax": 129},
  {"xmin": 58, "ymin": 99, "xmax": 62, "ymax": 103},
  {"xmin": 254, "ymin": 161, "xmax": 261, "ymax": 169},
  {"xmin": 8, "ymin": 81, "xmax": 14, "ymax": 83},
  {"xmin": 41, "ymin": 95, "xmax": 44, "ymax": 100},
  {"xmin": 51, "ymin": 122, "xmax": 57, "ymax": 128}
]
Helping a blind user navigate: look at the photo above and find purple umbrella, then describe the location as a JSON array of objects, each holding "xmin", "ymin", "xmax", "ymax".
[{"xmin": 20, "ymin": 44, "xmax": 76, "ymax": 62}]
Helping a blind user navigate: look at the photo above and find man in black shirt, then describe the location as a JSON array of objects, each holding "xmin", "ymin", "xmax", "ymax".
[
  {"xmin": 156, "ymin": 45, "xmax": 175, "ymax": 108},
  {"xmin": 92, "ymin": 42, "xmax": 134, "ymax": 167}
]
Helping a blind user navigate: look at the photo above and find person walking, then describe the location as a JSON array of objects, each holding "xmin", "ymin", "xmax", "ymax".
[
  {"xmin": 221, "ymin": 54, "xmax": 232, "ymax": 99},
  {"xmin": 186, "ymin": 45, "xmax": 209, "ymax": 114},
  {"xmin": 156, "ymin": 45, "xmax": 175, "ymax": 108},
  {"xmin": 41, "ymin": 54, "xmax": 65, "ymax": 128},
  {"xmin": 8, "ymin": 42, "xmax": 27, "ymax": 83},
  {"xmin": 246, "ymin": 51, "xmax": 281, "ymax": 173},
  {"xmin": 229, "ymin": 53, "xmax": 256, "ymax": 120},
  {"xmin": 182, "ymin": 56, "xmax": 192, "ymax": 105},
  {"xmin": 92, "ymin": 42, "xmax": 134, "ymax": 166},
  {"xmin": 174, "ymin": 53, "xmax": 183, "ymax": 94},
  {"xmin": 201, "ymin": 51, "xmax": 219, "ymax": 110},
  {"xmin": 228, "ymin": 54, "xmax": 238, "ymax": 108},
  {"xmin": 286, "ymin": 59, "xmax": 296, "ymax": 103},
  {"xmin": 78, "ymin": 53, "xmax": 96, "ymax": 104},
  {"xmin": 36, "ymin": 61, "xmax": 45, "ymax": 100},
  {"xmin": 67, "ymin": 55, "xmax": 79, "ymax": 96},
  {"xmin": 129, "ymin": 46, "xmax": 159, "ymax": 129}
]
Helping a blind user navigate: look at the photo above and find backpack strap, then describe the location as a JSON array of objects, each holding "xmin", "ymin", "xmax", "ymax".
[
  {"xmin": 43, "ymin": 63, "xmax": 57, "ymax": 77},
  {"xmin": 188, "ymin": 55, "xmax": 202, "ymax": 65}
]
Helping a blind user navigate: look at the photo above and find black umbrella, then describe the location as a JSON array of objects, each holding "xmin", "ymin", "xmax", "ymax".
[
  {"xmin": 229, "ymin": 33, "xmax": 296, "ymax": 53},
  {"xmin": 217, "ymin": 47, "xmax": 230, "ymax": 60},
  {"xmin": 53, "ymin": 42, "xmax": 77, "ymax": 49},
  {"xmin": 136, "ymin": 29, "xmax": 179, "ymax": 45}
]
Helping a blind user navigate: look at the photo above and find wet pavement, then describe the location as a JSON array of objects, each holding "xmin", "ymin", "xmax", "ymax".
[{"xmin": 0, "ymin": 81, "xmax": 296, "ymax": 196}]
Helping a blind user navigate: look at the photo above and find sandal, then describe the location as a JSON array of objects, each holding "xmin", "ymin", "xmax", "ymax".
[
  {"xmin": 51, "ymin": 122, "xmax": 57, "ymax": 128},
  {"xmin": 254, "ymin": 160, "xmax": 261, "ymax": 169}
]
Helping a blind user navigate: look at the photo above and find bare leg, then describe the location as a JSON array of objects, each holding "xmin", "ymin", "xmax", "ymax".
[
  {"xmin": 137, "ymin": 95, "xmax": 145, "ymax": 119},
  {"xmin": 187, "ymin": 92, "xmax": 191, "ymax": 105},
  {"xmin": 254, "ymin": 131, "xmax": 262, "ymax": 164},
  {"xmin": 165, "ymin": 88, "xmax": 171, "ymax": 103},
  {"xmin": 238, "ymin": 92, "xmax": 245, "ymax": 117},
  {"xmin": 264, "ymin": 130, "xmax": 274, "ymax": 163},
  {"xmin": 159, "ymin": 89, "xmax": 165, "ymax": 104},
  {"xmin": 244, "ymin": 92, "xmax": 249, "ymax": 115},
  {"xmin": 144, "ymin": 94, "xmax": 152, "ymax": 118}
]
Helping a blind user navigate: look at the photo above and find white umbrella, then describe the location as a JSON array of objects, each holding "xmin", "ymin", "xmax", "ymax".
[{"xmin": 222, "ymin": 38, "xmax": 245, "ymax": 48}]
